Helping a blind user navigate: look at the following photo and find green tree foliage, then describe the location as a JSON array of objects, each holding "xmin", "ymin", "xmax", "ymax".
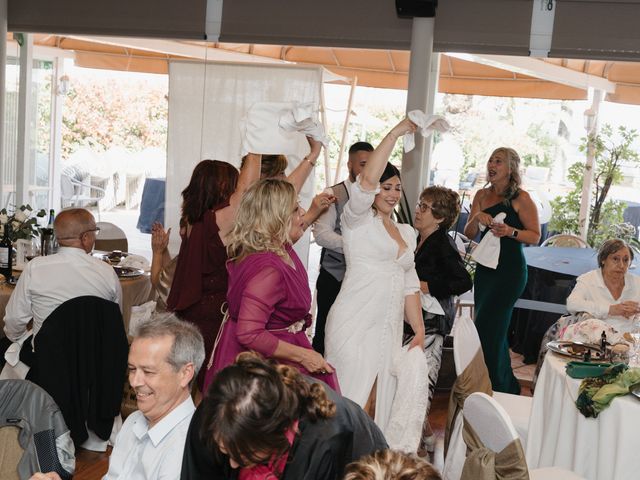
[
  {"xmin": 61, "ymin": 77, "xmax": 168, "ymax": 159},
  {"xmin": 549, "ymin": 124, "xmax": 640, "ymax": 248}
]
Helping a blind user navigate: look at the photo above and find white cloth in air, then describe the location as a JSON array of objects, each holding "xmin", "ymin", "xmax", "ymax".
[
  {"xmin": 471, "ymin": 212, "xmax": 507, "ymax": 269},
  {"xmin": 240, "ymin": 101, "xmax": 326, "ymax": 156},
  {"xmin": 403, "ymin": 110, "xmax": 450, "ymax": 153}
]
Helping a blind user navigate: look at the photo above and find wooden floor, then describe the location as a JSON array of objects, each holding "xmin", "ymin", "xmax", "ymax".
[{"xmin": 74, "ymin": 350, "xmax": 534, "ymax": 479}]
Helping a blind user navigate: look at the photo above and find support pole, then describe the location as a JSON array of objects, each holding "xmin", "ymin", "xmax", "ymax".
[
  {"xmin": 16, "ymin": 33, "xmax": 33, "ymax": 207},
  {"xmin": 333, "ymin": 76, "xmax": 357, "ymax": 186},
  {"xmin": 578, "ymin": 89, "xmax": 604, "ymax": 241},
  {"xmin": 318, "ymin": 80, "xmax": 331, "ymax": 189},
  {"xmin": 402, "ymin": 17, "xmax": 438, "ymax": 208},
  {"xmin": 0, "ymin": 0, "xmax": 6, "ymax": 207}
]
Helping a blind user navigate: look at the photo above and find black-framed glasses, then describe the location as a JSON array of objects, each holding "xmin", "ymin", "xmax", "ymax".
[
  {"xmin": 415, "ymin": 202, "xmax": 433, "ymax": 213},
  {"xmin": 80, "ymin": 226, "xmax": 101, "ymax": 238}
]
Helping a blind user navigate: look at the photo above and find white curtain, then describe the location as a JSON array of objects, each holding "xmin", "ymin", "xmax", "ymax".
[{"xmin": 166, "ymin": 60, "xmax": 323, "ymax": 264}]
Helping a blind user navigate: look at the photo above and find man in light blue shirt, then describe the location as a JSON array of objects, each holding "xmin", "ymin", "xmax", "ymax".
[{"xmin": 31, "ymin": 314, "xmax": 205, "ymax": 480}]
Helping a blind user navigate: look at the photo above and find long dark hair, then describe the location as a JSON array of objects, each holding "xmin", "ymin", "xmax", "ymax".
[
  {"xmin": 200, "ymin": 353, "xmax": 336, "ymax": 469},
  {"xmin": 181, "ymin": 160, "xmax": 239, "ymax": 224}
]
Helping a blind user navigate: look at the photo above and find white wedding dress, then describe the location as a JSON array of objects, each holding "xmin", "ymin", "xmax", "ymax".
[{"xmin": 324, "ymin": 179, "xmax": 423, "ymax": 437}]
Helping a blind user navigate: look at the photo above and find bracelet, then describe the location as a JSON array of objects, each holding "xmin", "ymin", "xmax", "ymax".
[{"xmin": 304, "ymin": 156, "xmax": 317, "ymax": 167}]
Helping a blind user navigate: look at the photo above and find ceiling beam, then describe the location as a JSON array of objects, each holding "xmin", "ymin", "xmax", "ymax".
[
  {"xmin": 66, "ymin": 35, "xmax": 287, "ymax": 64},
  {"xmin": 446, "ymin": 52, "xmax": 616, "ymax": 93}
]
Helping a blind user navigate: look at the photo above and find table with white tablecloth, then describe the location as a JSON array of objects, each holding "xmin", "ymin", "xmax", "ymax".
[
  {"xmin": 526, "ymin": 352, "xmax": 640, "ymax": 480},
  {"xmin": 0, "ymin": 274, "xmax": 152, "ymax": 336}
]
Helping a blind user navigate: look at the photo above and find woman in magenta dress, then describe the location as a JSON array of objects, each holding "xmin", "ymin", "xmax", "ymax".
[
  {"xmin": 204, "ymin": 178, "xmax": 339, "ymax": 392},
  {"xmin": 167, "ymin": 155, "xmax": 261, "ymax": 390}
]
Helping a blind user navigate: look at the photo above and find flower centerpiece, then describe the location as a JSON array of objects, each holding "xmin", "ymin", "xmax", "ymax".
[{"xmin": 0, "ymin": 205, "xmax": 47, "ymax": 242}]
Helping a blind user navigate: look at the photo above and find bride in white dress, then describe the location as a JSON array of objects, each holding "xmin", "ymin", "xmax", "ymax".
[{"xmin": 324, "ymin": 118, "xmax": 426, "ymax": 437}]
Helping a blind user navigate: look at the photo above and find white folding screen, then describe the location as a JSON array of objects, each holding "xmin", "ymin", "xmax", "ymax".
[{"xmin": 166, "ymin": 60, "xmax": 323, "ymax": 265}]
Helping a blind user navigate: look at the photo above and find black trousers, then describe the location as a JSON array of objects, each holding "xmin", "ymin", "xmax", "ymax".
[{"xmin": 313, "ymin": 267, "xmax": 343, "ymax": 355}]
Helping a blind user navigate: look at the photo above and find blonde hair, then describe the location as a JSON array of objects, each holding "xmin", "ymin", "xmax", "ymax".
[
  {"xmin": 226, "ymin": 178, "xmax": 296, "ymax": 262},
  {"xmin": 343, "ymin": 450, "xmax": 442, "ymax": 480},
  {"xmin": 487, "ymin": 147, "xmax": 522, "ymax": 204}
]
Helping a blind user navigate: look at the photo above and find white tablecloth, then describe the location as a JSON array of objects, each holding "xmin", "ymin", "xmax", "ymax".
[{"xmin": 526, "ymin": 353, "xmax": 640, "ymax": 480}]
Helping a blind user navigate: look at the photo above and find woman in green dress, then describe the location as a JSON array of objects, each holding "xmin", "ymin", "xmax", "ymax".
[{"xmin": 464, "ymin": 147, "xmax": 540, "ymax": 394}]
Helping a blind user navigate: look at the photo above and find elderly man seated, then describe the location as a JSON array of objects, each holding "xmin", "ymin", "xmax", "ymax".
[
  {"xmin": 3, "ymin": 208, "xmax": 122, "ymax": 343},
  {"xmin": 30, "ymin": 314, "xmax": 205, "ymax": 480}
]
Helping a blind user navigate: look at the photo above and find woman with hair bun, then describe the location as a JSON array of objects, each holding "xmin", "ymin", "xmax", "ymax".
[
  {"xmin": 464, "ymin": 147, "xmax": 540, "ymax": 394},
  {"xmin": 180, "ymin": 353, "xmax": 387, "ymax": 480}
]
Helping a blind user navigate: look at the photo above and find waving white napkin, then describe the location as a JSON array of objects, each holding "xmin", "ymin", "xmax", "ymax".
[
  {"xmin": 421, "ymin": 292, "xmax": 445, "ymax": 315},
  {"xmin": 278, "ymin": 102, "xmax": 329, "ymax": 147},
  {"xmin": 471, "ymin": 212, "xmax": 506, "ymax": 269},
  {"xmin": 240, "ymin": 101, "xmax": 326, "ymax": 157},
  {"xmin": 403, "ymin": 111, "xmax": 450, "ymax": 153}
]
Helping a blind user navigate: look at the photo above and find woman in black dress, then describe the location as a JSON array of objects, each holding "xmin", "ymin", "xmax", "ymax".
[{"xmin": 413, "ymin": 186, "xmax": 472, "ymax": 453}]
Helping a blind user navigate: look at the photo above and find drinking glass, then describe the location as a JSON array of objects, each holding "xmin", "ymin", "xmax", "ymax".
[{"xmin": 628, "ymin": 314, "xmax": 640, "ymax": 367}]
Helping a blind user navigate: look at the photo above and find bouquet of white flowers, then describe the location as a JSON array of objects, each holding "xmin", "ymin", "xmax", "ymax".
[{"xmin": 0, "ymin": 205, "xmax": 47, "ymax": 242}]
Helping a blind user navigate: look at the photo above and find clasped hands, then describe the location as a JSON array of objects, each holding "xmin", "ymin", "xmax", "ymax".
[
  {"xmin": 475, "ymin": 212, "xmax": 513, "ymax": 238},
  {"xmin": 609, "ymin": 301, "xmax": 640, "ymax": 319}
]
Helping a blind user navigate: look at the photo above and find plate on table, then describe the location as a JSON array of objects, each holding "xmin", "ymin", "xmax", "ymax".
[
  {"xmin": 547, "ymin": 340, "xmax": 607, "ymax": 361},
  {"xmin": 112, "ymin": 265, "xmax": 144, "ymax": 278}
]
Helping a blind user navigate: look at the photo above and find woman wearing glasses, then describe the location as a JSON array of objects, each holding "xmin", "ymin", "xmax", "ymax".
[{"xmin": 412, "ymin": 186, "xmax": 472, "ymax": 453}]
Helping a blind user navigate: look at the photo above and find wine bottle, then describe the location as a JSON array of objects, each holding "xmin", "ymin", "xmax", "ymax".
[
  {"xmin": 0, "ymin": 222, "xmax": 13, "ymax": 280},
  {"xmin": 47, "ymin": 209, "xmax": 55, "ymax": 228}
]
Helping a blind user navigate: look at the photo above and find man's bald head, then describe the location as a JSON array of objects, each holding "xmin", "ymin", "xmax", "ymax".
[{"xmin": 54, "ymin": 209, "xmax": 97, "ymax": 251}]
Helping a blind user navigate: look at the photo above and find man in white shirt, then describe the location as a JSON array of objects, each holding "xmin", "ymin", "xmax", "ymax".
[
  {"xmin": 312, "ymin": 141, "xmax": 373, "ymax": 355},
  {"xmin": 31, "ymin": 314, "xmax": 205, "ymax": 480},
  {"xmin": 3, "ymin": 208, "xmax": 122, "ymax": 341}
]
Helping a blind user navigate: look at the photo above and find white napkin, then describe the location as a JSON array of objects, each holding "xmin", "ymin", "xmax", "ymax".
[
  {"xmin": 403, "ymin": 111, "xmax": 450, "ymax": 153},
  {"xmin": 385, "ymin": 345, "xmax": 430, "ymax": 452},
  {"xmin": 240, "ymin": 101, "xmax": 322, "ymax": 157},
  {"xmin": 278, "ymin": 102, "xmax": 329, "ymax": 147},
  {"xmin": 471, "ymin": 212, "xmax": 506, "ymax": 269},
  {"xmin": 128, "ymin": 300, "xmax": 157, "ymax": 336},
  {"xmin": 0, "ymin": 330, "xmax": 31, "ymax": 380},
  {"xmin": 421, "ymin": 292, "xmax": 445, "ymax": 315},
  {"xmin": 120, "ymin": 254, "xmax": 150, "ymax": 271}
]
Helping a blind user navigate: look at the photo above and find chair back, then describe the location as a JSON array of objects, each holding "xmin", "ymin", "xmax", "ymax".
[
  {"xmin": 29, "ymin": 296, "xmax": 128, "ymax": 447},
  {"xmin": 463, "ymin": 392, "xmax": 518, "ymax": 453},
  {"xmin": 94, "ymin": 222, "xmax": 128, "ymax": 252},
  {"xmin": 452, "ymin": 314, "xmax": 482, "ymax": 375},
  {"xmin": 0, "ymin": 426, "xmax": 21, "ymax": 480},
  {"xmin": 0, "ymin": 379, "xmax": 74, "ymax": 478},
  {"xmin": 541, "ymin": 234, "xmax": 588, "ymax": 248},
  {"xmin": 60, "ymin": 174, "xmax": 76, "ymax": 201}
]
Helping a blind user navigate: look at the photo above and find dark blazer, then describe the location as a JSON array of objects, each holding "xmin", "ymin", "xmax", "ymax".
[
  {"xmin": 414, "ymin": 228, "xmax": 472, "ymax": 329},
  {"xmin": 27, "ymin": 296, "xmax": 128, "ymax": 446},
  {"xmin": 180, "ymin": 379, "xmax": 388, "ymax": 480}
]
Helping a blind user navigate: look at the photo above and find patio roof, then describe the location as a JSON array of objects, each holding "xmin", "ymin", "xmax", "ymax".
[{"xmin": 31, "ymin": 34, "xmax": 640, "ymax": 105}]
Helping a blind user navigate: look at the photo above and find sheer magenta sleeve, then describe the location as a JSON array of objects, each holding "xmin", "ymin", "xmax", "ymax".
[{"xmin": 235, "ymin": 266, "xmax": 286, "ymax": 357}]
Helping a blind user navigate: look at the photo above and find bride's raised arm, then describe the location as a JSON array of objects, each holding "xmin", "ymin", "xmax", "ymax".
[{"xmin": 359, "ymin": 118, "xmax": 417, "ymax": 192}]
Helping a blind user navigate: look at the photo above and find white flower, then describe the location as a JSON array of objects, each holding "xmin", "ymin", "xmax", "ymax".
[
  {"xmin": 11, "ymin": 220, "xmax": 20, "ymax": 230},
  {"xmin": 0, "ymin": 214, "xmax": 8, "ymax": 224},
  {"xmin": 14, "ymin": 210, "xmax": 28, "ymax": 222}
]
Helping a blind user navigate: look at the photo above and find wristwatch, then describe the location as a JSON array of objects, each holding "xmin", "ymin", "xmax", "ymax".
[{"xmin": 511, "ymin": 229, "xmax": 519, "ymax": 238}]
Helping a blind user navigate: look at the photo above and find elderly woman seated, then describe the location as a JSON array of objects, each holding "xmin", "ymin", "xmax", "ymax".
[
  {"xmin": 566, "ymin": 238, "xmax": 640, "ymax": 330},
  {"xmin": 533, "ymin": 238, "xmax": 640, "ymax": 387}
]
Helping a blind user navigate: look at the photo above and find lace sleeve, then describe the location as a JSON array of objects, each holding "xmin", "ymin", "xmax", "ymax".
[
  {"xmin": 235, "ymin": 266, "xmax": 286, "ymax": 357},
  {"xmin": 341, "ymin": 176, "xmax": 380, "ymax": 230}
]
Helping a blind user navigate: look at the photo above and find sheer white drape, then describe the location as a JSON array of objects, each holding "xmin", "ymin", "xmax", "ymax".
[{"xmin": 166, "ymin": 60, "xmax": 323, "ymax": 264}]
